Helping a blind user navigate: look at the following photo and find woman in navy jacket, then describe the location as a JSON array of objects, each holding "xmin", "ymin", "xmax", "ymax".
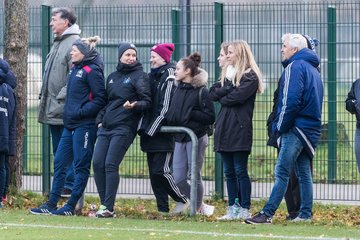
[
  {"xmin": 93, "ymin": 42, "xmax": 151, "ymax": 218},
  {"xmin": 30, "ymin": 36, "xmax": 106, "ymax": 216},
  {"xmin": 0, "ymin": 58, "xmax": 16, "ymax": 208},
  {"xmin": 209, "ymin": 40, "xmax": 263, "ymax": 220}
]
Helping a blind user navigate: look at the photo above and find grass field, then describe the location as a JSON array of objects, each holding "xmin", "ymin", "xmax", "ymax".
[
  {"xmin": 0, "ymin": 211, "xmax": 359, "ymax": 240},
  {"xmin": 0, "ymin": 192, "xmax": 359, "ymax": 240}
]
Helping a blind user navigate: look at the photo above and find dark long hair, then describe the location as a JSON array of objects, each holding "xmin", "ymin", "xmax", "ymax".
[{"xmin": 179, "ymin": 52, "xmax": 202, "ymax": 77}]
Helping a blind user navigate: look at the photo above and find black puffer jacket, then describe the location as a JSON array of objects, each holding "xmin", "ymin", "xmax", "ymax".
[
  {"xmin": 266, "ymin": 79, "xmax": 280, "ymax": 148},
  {"xmin": 346, "ymin": 78, "xmax": 360, "ymax": 128},
  {"xmin": 166, "ymin": 68, "xmax": 215, "ymax": 142},
  {"xmin": 209, "ymin": 70, "xmax": 258, "ymax": 153},
  {"xmin": 140, "ymin": 62, "xmax": 176, "ymax": 152},
  {"xmin": 96, "ymin": 61, "xmax": 151, "ymax": 131}
]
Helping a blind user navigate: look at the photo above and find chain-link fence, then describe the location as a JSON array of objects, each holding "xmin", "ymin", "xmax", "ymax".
[{"xmin": 0, "ymin": 1, "xmax": 359, "ymax": 202}]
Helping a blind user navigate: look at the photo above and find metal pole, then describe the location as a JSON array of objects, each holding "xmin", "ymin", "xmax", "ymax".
[
  {"xmin": 41, "ymin": 4, "xmax": 51, "ymax": 195},
  {"xmin": 186, "ymin": 0, "xmax": 191, "ymax": 56},
  {"xmin": 160, "ymin": 126, "xmax": 198, "ymax": 216},
  {"xmin": 178, "ymin": 0, "xmax": 190, "ymax": 58},
  {"xmin": 171, "ymin": 8, "xmax": 181, "ymax": 62},
  {"xmin": 214, "ymin": 1, "xmax": 224, "ymax": 199},
  {"xmin": 327, "ymin": 6, "xmax": 337, "ymax": 182}
]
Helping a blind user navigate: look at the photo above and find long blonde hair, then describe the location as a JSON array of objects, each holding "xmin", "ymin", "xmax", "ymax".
[
  {"xmin": 219, "ymin": 41, "xmax": 230, "ymax": 86},
  {"xmin": 229, "ymin": 40, "xmax": 263, "ymax": 93}
]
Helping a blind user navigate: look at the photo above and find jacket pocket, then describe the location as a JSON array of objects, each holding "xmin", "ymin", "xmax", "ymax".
[{"xmin": 48, "ymin": 97, "xmax": 65, "ymax": 118}]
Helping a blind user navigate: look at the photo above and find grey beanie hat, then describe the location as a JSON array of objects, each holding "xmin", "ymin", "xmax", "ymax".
[
  {"xmin": 73, "ymin": 38, "xmax": 92, "ymax": 57},
  {"xmin": 118, "ymin": 42, "xmax": 137, "ymax": 59}
]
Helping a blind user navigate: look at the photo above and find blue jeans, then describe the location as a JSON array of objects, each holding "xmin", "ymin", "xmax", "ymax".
[
  {"xmin": 262, "ymin": 131, "xmax": 313, "ymax": 219},
  {"xmin": 3, "ymin": 155, "xmax": 9, "ymax": 198},
  {"xmin": 50, "ymin": 125, "xmax": 74, "ymax": 191},
  {"xmin": 0, "ymin": 153, "xmax": 5, "ymax": 199},
  {"xmin": 49, "ymin": 125, "xmax": 97, "ymax": 208},
  {"xmin": 221, "ymin": 151, "xmax": 251, "ymax": 209},
  {"xmin": 354, "ymin": 128, "xmax": 360, "ymax": 173}
]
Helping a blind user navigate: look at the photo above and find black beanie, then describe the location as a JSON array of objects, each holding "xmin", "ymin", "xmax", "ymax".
[{"xmin": 118, "ymin": 42, "xmax": 137, "ymax": 59}]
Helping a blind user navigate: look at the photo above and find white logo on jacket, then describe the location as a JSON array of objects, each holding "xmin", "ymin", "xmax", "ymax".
[
  {"xmin": 123, "ymin": 77, "xmax": 131, "ymax": 84},
  {"xmin": 0, "ymin": 107, "xmax": 8, "ymax": 117},
  {"xmin": 76, "ymin": 69, "xmax": 83, "ymax": 78}
]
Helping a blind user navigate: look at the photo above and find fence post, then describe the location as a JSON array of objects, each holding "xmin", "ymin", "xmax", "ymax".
[
  {"xmin": 179, "ymin": 0, "xmax": 191, "ymax": 57},
  {"xmin": 160, "ymin": 126, "xmax": 198, "ymax": 216},
  {"xmin": 214, "ymin": 1, "xmax": 224, "ymax": 199},
  {"xmin": 41, "ymin": 4, "xmax": 51, "ymax": 195},
  {"xmin": 171, "ymin": 8, "xmax": 180, "ymax": 62},
  {"xmin": 327, "ymin": 6, "xmax": 337, "ymax": 182}
]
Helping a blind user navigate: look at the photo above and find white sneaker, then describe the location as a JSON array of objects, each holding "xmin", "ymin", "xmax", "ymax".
[
  {"xmin": 171, "ymin": 201, "xmax": 190, "ymax": 215},
  {"xmin": 291, "ymin": 216, "xmax": 311, "ymax": 223},
  {"xmin": 198, "ymin": 203, "xmax": 215, "ymax": 216},
  {"xmin": 237, "ymin": 207, "xmax": 251, "ymax": 220},
  {"xmin": 217, "ymin": 205, "xmax": 240, "ymax": 220}
]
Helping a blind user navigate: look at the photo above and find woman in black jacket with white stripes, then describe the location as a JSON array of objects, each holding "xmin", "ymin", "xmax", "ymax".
[{"xmin": 139, "ymin": 43, "xmax": 188, "ymax": 214}]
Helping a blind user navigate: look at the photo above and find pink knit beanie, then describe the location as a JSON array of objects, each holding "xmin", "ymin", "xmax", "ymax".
[{"xmin": 150, "ymin": 43, "xmax": 175, "ymax": 63}]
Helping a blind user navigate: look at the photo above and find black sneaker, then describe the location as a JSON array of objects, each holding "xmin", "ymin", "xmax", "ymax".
[
  {"xmin": 61, "ymin": 188, "xmax": 72, "ymax": 198},
  {"xmin": 245, "ymin": 211, "xmax": 272, "ymax": 224},
  {"xmin": 29, "ymin": 202, "xmax": 57, "ymax": 215},
  {"xmin": 51, "ymin": 204, "xmax": 75, "ymax": 216}
]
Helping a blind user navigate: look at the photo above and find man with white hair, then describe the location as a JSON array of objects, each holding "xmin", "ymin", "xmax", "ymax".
[{"xmin": 246, "ymin": 33, "xmax": 323, "ymax": 224}]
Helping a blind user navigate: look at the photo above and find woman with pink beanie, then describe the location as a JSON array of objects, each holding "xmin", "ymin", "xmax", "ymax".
[{"xmin": 139, "ymin": 43, "xmax": 189, "ymax": 215}]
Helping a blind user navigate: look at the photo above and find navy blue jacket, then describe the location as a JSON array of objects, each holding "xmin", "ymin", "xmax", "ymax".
[
  {"xmin": 96, "ymin": 62, "xmax": 151, "ymax": 131},
  {"xmin": 0, "ymin": 58, "xmax": 16, "ymax": 155},
  {"xmin": 139, "ymin": 62, "xmax": 176, "ymax": 152},
  {"xmin": 346, "ymin": 79, "xmax": 360, "ymax": 128},
  {"xmin": 273, "ymin": 48, "xmax": 323, "ymax": 158},
  {"xmin": 63, "ymin": 54, "xmax": 107, "ymax": 130}
]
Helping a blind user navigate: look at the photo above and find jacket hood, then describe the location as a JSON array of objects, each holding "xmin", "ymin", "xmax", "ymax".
[
  {"xmin": 0, "ymin": 58, "xmax": 17, "ymax": 89},
  {"xmin": 282, "ymin": 48, "xmax": 320, "ymax": 68},
  {"xmin": 150, "ymin": 62, "xmax": 175, "ymax": 78},
  {"xmin": 62, "ymin": 24, "xmax": 81, "ymax": 36},
  {"xmin": 54, "ymin": 24, "xmax": 81, "ymax": 41},
  {"xmin": 190, "ymin": 68, "xmax": 208, "ymax": 88},
  {"xmin": 116, "ymin": 61, "xmax": 143, "ymax": 73},
  {"xmin": 75, "ymin": 53, "xmax": 104, "ymax": 71}
]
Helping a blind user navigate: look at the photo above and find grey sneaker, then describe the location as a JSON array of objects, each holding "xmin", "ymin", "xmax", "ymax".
[
  {"xmin": 237, "ymin": 207, "xmax": 251, "ymax": 220},
  {"xmin": 95, "ymin": 205, "xmax": 115, "ymax": 218},
  {"xmin": 198, "ymin": 203, "xmax": 215, "ymax": 217},
  {"xmin": 291, "ymin": 216, "xmax": 311, "ymax": 223},
  {"xmin": 217, "ymin": 205, "xmax": 240, "ymax": 220},
  {"xmin": 171, "ymin": 201, "xmax": 190, "ymax": 215}
]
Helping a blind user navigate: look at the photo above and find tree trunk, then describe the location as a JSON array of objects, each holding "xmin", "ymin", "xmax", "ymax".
[{"xmin": 4, "ymin": 0, "xmax": 29, "ymax": 191}]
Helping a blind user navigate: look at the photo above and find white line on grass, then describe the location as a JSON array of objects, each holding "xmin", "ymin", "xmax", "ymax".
[{"xmin": 0, "ymin": 223, "xmax": 356, "ymax": 240}]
